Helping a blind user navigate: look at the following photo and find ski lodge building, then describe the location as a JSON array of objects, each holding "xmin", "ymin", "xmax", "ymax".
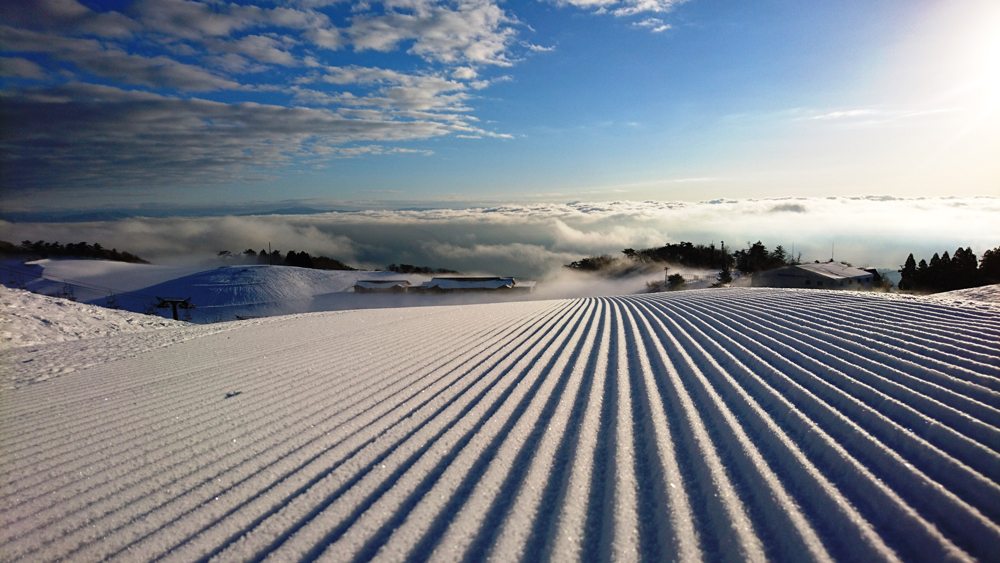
[
  {"xmin": 353, "ymin": 280, "xmax": 411, "ymax": 293},
  {"xmin": 752, "ymin": 262, "xmax": 874, "ymax": 290},
  {"xmin": 412, "ymin": 277, "xmax": 535, "ymax": 293}
]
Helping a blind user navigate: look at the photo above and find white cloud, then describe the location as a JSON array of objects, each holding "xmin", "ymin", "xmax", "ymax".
[
  {"xmin": 612, "ymin": 0, "xmax": 688, "ymax": 17},
  {"xmin": 346, "ymin": 1, "xmax": 517, "ymax": 65},
  {"xmin": 522, "ymin": 42, "xmax": 555, "ymax": 52},
  {"xmin": 1, "ymin": 83, "xmax": 455, "ymax": 190},
  {"xmin": 209, "ymin": 34, "xmax": 299, "ymax": 66},
  {"xmin": 1, "ymin": 2, "xmax": 525, "ymax": 194},
  {"xmin": 134, "ymin": 0, "xmax": 294, "ymax": 40},
  {"xmin": 1, "ymin": 25, "xmax": 245, "ymax": 91},
  {"xmin": 0, "ymin": 57, "xmax": 48, "ymax": 79},
  {"xmin": 451, "ymin": 66, "xmax": 478, "ymax": 79},
  {"xmin": 810, "ymin": 109, "xmax": 879, "ymax": 120},
  {"xmin": 632, "ymin": 18, "xmax": 671, "ymax": 32},
  {"xmin": 302, "ymin": 26, "xmax": 344, "ymax": 50},
  {"xmin": 3, "ymin": 0, "xmax": 138, "ymax": 38},
  {"xmin": 202, "ymin": 52, "xmax": 270, "ymax": 74},
  {"xmin": 547, "ymin": 0, "xmax": 688, "ymax": 17}
]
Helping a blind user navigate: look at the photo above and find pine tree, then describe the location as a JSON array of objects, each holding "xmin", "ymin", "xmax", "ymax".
[
  {"xmin": 952, "ymin": 247, "xmax": 978, "ymax": 289},
  {"xmin": 981, "ymin": 247, "xmax": 1000, "ymax": 284},
  {"xmin": 713, "ymin": 266, "xmax": 733, "ymax": 287},
  {"xmin": 899, "ymin": 253, "xmax": 917, "ymax": 290}
]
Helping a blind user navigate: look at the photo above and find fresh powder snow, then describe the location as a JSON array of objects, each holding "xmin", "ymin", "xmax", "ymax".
[{"xmin": 1, "ymin": 285, "xmax": 998, "ymax": 562}]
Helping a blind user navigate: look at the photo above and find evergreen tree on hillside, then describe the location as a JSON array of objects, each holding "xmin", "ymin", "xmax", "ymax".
[
  {"xmin": 916, "ymin": 259, "xmax": 929, "ymax": 289},
  {"xmin": 927, "ymin": 253, "xmax": 942, "ymax": 290},
  {"xmin": 284, "ymin": 251, "xmax": 314, "ymax": 268},
  {"xmin": 899, "ymin": 253, "xmax": 918, "ymax": 290},
  {"xmin": 13, "ymin": 239, "xmax": 147, "ymax": 263},
  {"xmin": 733, "ymin": 241, "xmax": 788, "ymax": 274},
  {"xmin": 940, "ymin": 251, "xmax": 953, "ymax": 290},
  {"xmin": 899, "ymin": 245, "xmax": 997, "ymax": 293},
  {"xmin": 952, "ymin": 247, "xmax": 978, "ymax": 289},
  {"xmin": 713, "ymin": 264, "xmax": 733, "ymax": 287},
  {"xmin": 770, "ymin": 245, "xmax": 789, "ymax": 266},
  {"xmin": 981, "ymin": 247, "xmax": 1000, "ymax": 284}
]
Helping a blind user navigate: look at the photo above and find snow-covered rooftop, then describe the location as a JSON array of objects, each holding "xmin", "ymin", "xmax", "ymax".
[
  {"xmin": 353, "ymin": 280, "xmax": 410, "ymax": 288},
  {"xmin": 421, "ymin": 276, "xmax": 516, "ymax": 290},
  {"xmin": 796, "ymin": 262, "xmax": 874, "ymax": 279}
]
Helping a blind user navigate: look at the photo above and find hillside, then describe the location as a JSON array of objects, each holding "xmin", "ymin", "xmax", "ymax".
[
  {"xmin": 1, "ymin": 287, "xmax": 998, "ymax": 562},
  {"xmin": 928, "ymin": 283, "xmax": 1000, "ymax": 309},
  {"xmin": 2, "ymin": 260, "xmax": 437, "ymax": 322},
  {"xmin": 0, "ymin": 285, "xmax": 185, "ymax": 349},
  {"xmin": 120, "ymin": 265, "xmax": 427, "ymax": 321}
]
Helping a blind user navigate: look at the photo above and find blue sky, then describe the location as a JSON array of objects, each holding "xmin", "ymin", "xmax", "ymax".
[{"xmin": 2, "ymin": 0, "xmax": 998, "ymax": 212}]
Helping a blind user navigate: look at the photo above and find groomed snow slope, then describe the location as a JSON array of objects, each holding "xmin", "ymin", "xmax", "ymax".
[{"xmin": 1, "ymin": 288, "xmax": 999, "ymax": 562}]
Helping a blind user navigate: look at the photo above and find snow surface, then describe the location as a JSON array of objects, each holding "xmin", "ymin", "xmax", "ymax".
[
  {"xmin": 0, "ymin": 258, "xmax": 206, "ymax": 302},
  {"xmin": 0, "ymin": 285, "xmax": 185, "ymax": 349},
  {"xmin": 927, "ymin": 283, "xmax": 1000, "ymax": 309},
  {"xmin": 2, "ymin": 286, "xmax": 999, "ymax": 562}
]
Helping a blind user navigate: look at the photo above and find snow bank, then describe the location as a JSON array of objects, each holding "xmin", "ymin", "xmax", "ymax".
[
  {"xmin": 1, "ymin": 288, "xmax": 998, "ymax": 562},
  {"xmin": 0, "ymin": 258, "xmax": 205, "ymax": 302},
  {"xmin": 0, "ymin": 285, "xmax": 185, "ymax": 349},
  {"xmin": 926, "ymin": 283, "xmax": 1000, "ymax": 309}
]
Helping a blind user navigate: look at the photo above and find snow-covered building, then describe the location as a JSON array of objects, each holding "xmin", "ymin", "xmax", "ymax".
[
  {"xmin": 353, "ymin": 280, "xmax": 411, "ymax": 293},
  {"xmin": 413, "ymin": 277, "xmax": 535, "ymax": 293},
  {"xmin": 752, "ymin": 262, "xmax": 874, "ymax": 290}
]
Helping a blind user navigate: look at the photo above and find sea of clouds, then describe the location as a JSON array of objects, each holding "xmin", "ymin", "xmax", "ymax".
[{"xmin": 2, "ymin": 196, "xmax": 997, "ymax": 279}]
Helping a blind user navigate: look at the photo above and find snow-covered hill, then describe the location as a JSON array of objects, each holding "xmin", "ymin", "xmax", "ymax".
[
  {"xmin": 2, "ymin": 287, "xmax": 998, "ymax": 562},
  {"xmin": 928, "ymin": 283, "xmax": 1000, "ymax": 309},
  {"xmin": 2, "ymin": 260, "xmax": 437, "ymax": 322},
  {"xmin": 1, "ymin": 258, "xmax": 205, "ymax": 301},
  {"xmin": 0, "ymin": 285, "xmax": 185, "ymax": 349},
  {"xmin": 113, "ymin": 265, "xmax": 432, "ymax": 322}
]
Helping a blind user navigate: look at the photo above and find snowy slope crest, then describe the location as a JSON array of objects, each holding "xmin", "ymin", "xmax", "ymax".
[
  {"xmin": 1, "ymin": 285, "xmax": 185, "ymax": 348},
  {"xmin": 927, "ymin": 283, "xmax": 1000, "ymax": 309}
]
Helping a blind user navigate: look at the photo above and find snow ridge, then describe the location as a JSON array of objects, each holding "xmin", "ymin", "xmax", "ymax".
[{"xmin": 1, "ymin": 288, "xmax": 998, "ymax": 562}]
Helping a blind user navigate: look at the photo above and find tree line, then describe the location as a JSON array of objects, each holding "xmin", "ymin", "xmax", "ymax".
[
  {"xmin": 5, "ymin": 240, "xmax": 148, "ymax": 263},
  {"xmin": 386, "ymin": 263, "xmax": 460, "ymax": 275},
  {"xmin": 218, "ymin": 249, "xmax": 356, "ymax": 270},
  {"xmin": 218, "ymin": 249, "xmax": 463, "ymax": 274},
  {"xmin": 899, "ymin": 246, "xmax": 1000, "ymax": 293},
  {"xmin": 569, "ymin": 240, "xmax": 798, "ymax": 278}
]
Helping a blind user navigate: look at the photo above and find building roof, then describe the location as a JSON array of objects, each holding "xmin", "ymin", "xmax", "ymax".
[
  {"xmin": 354, "ymin": 280, "xmax": 410, "ymax": 288},
  {"xmin": 423, "ymin": 277, "xmax": 516, "ymax": 290},
  {"xmin": 795, "ymin": 262, "xmax": 874, "ymax": 280}
]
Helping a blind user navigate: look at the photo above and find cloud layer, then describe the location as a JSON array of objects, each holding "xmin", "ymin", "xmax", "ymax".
[
  {"xmin": 3, "ymin": 197, "xmax": 997, "ymax": 278},
  {"xmin": 1, "ymin": 0, "xmax": 684, "ymax": 197}
]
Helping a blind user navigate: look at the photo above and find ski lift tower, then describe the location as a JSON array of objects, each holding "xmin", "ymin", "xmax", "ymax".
[{"xmin": 156, "ymin": 297, "xmax": 195, "ymax": 320}]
